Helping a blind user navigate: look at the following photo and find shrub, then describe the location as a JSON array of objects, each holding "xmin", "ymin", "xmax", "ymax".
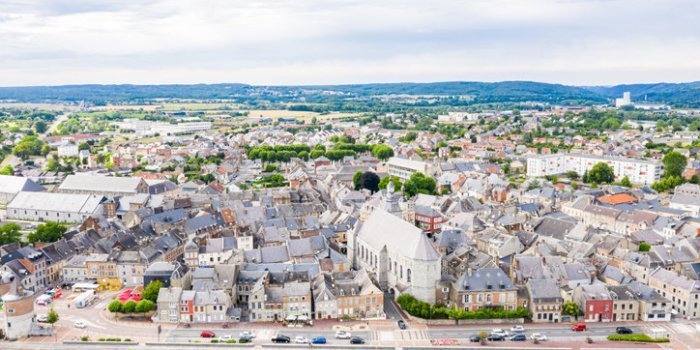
[
  {"xmin": 124, "ymin": 338, "xmax": 132, "ymax": 342},
  {"xmin": 81, "ymin": 336, "xmax": 89, "ymax": 342},
  {"xmin": 396, "ymin": 293, "xmax": 529, "ymax": 320},
  {"xmin": 226, "ymin": 340, "xmax": 236, "ymax": 343},
  {"xmin": 211, "ymin": 339, "xmax": 219, "ymax": 343},
  {"xmin": 607, "ymin": 334, "xmax": 669, "ymax": 343}
]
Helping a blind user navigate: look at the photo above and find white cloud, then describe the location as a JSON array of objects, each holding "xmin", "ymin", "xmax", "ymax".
[{"xmin": 0, "ymin": 0, "xmax": 698, "ymax": 86}]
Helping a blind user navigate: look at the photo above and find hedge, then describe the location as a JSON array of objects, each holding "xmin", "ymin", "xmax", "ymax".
[
  {"xmin": 396, "ymin": 293, "xmax": 529, "ymax": 320},
  {"xmin": 607, "ymin": 334, "xmax": 669, "ymax": 343}
]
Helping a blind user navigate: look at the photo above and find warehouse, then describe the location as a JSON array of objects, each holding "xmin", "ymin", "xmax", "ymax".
[
  {"xmin": 7, "ymin": 192, "xmax": 104, "ymax": 223},
  {"xmin": 0, "ymin": 175, "xmax": 45, "ymax": 203},
  {"xmin": 58, "ymin": 174, "xmax": 148, "ymax": 197}
]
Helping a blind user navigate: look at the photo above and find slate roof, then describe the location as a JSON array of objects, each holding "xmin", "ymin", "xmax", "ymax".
[
  {"xmin": 457, "ymin": 268, "xmax": 516, "ymax": 292},
  {"xmin": 356, "ymin": 209, "xmax": 440, "ymax": 261}
]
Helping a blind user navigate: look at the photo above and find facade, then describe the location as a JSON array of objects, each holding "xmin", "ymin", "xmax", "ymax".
[
  {"xmin": 452, "ymin": 268, "xmax": 518, "ymax": 311},
  {"xmin": 527, "ymin": 154, "xmax": 661, "ymax": 185},
  {"xmin": 649, "ymin": 267, "xmax": 700, "ymax": 319},
  {"xmin": 7, "ymin": 192, "xmax": 103, "ymax": 223},
  {"xmin": 573, "ymin": 284, "xmax": 613, "ymax": 322},
  {"xmin": 527, "ymin": 278, "xmax": 563, "ymax": 323},
  {"xmin": 386, "ymin": 157, "xmax": 435, "ymax": 181},
  {"xmin": 348, "ymin": 208, "xmax": 441, "ymax": 303}
]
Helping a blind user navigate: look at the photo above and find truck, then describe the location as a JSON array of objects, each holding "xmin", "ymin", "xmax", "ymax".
[{"xmin": 74, "ymin": 290, "xmax": 96, "ymax": 308}]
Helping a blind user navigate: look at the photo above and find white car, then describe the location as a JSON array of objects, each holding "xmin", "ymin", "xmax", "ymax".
[
  {"xmin": 218, "ymin": 335, "xmax": 233, "ymax": 342},
  {"xmin": 335, "ymin": 331, "xmax": 352, "ymax": 339},
  {"xmin": 490, "ymin": 329, "xmax": 508, "ymax": 337},
  {"xmin": 74, "ymin": 320, "xmax": 87, "ymax": 329},
  {"xmin": 530, "ymin": 333, "xmax": 548, "ymax": 341},
  {"xmin": 294, "ymin": 336, "xmax": 309, "ymax": 344},
  {"xmin": 510, "ymin": 325, "xmax": 525, "ymax": 333},
  {"xmin": 36, "ymin": 314, "xmax": 48, "ymax": 322},
  {"xmin": 239, "ymin": 331, "xmax": 256, "ymax": 338}
]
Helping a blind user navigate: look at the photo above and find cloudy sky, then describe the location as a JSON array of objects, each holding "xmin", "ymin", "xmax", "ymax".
[{"xmin": 0, "ymin": 0, "xmax": 698, "ymax": 86}]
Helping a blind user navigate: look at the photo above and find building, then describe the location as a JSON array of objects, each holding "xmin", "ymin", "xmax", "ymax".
[
  {"xmin": 527, "ymin": 278, "xmax": 563, "ymax": 323},
  {"xmin": 386, "ymin": 157, "xmax": 435, "ymax": 181},
  {"xmin": 312, "ymin": 269, "xmax": 384, "ymax": 319},
  {"xmin": 0, "ymin": 175, "xmax": 45, "ymax": 203},
  {"xmin": 649, "ymin": 267, "xmax": 700, "ymax": 319},
  {"xmin": 57, "ymin": 142, "xmax": 79, "ymax": 157},
  {"xmin": 58, "ymin": 174, "xmax": 148, "ymax": 197},
  {"xmin": 573, "ymin": 283, "xmax": 613, "ymax": 322},
  {"xmin": 348, "ymin": 209, "xmax": 441, "ymax": 303},
  {"xmin": 527, "ymin": 154, "xmax": 661, "ymax": 185},
  {"xmin": 615, "ymin": 92, "xmax": 632, "ymax": 108},
  {"xmin": 608, "ymin": 285, "xmax": 640, "ymax": 322},
  {"xmin": 7, "ymin": 192, "xmax": 104, "ymax": 223},
  {"xmin": 1, "ymin": 274, "xmax": 35, "ymax": 341},
  {"xmin": 452, "ymin": 268, "xmax": 518, "ymax": 312},
  {"xmin": 414, "ymin": 206, "xmax": 445, "ymax": 234}
]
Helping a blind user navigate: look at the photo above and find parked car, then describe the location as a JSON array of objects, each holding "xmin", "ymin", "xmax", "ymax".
[
  {"xmin": 486, "ymin": 334, "xmax": 505, "ymax": 341},
  {"xmin": 398, "ymin": 320, "xmax": 407, "ymax": 329},
  {"xmin": 239, "ymin": 331, "xmax": 256, "ymax": 338},
  {"xmin": 218, "ymin": 335, "xmax": 233, "ymax": 342},
  {"xmin": 616, "ymin": 327, "xmax": 633, "ymax": 334},
  {"xmin": 294, "ymin": 336, "xmax": 309, "ymax": 344},
  {"xmin": 311, "ymin": 337, "xmax": 327, "ymax": 344},
  {"xmin": 335, "ymin": 331, "xmax": 352, "ymax": 339},
  {"xmin": 510, "ymin": 325, "xmax": 525, "ymax": 333},
  {"xmin": 200, "ymin": 330, "xmax": 216, "ymax": 338},
  {"xmin": 469, "ymin": 335, "xmax": 481, "ymax": 342},
  {"xmin": 239, "ymin": 335, "xmax": 253, "ymax": 343},
  {"xmin": 510, "ymin": 334, "xmax": 527, "ymax": 341},
  {"xmin": 572, "ymin": 323, "xmax": 586, "ymax": 331},
  {"xmin": 491, "ymin": 329, "xmax": 509, "ymax": 337},
  {"xmin": 530, "ymin": 333, "xmax": 548, "ymax": 341},
  {"xmin": 271, "ymin": 335, "xmax": 291, "ymax": 343},
  {"xmin": 36, "ymin": 314, "xmax": 48, "ymax": 323},
  {"xmin": 74, "ymin": 320, "xmax": 87, "ymax": 329},
  {"xmin": 350, "ymin": 337, "xmax": 366, "ymax": 344}
]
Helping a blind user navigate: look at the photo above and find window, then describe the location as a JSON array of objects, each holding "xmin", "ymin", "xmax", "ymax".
[{"xmin": 407, "ymin": 269, "xmax": 411, "ymax": 283}]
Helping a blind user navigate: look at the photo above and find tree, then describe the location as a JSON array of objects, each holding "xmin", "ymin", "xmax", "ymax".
[
  {"xmin": 662, "ymin": 151, "xmax": 687, "ymax": 178},
  {"xmin": 372, "ymin": 144, "xmax": 394, "ymax": 161},
  {"xmin": 566, "ymin": 171, "xmax": 579, "ymax": 180},
  {"xmin": 359, "ymin": 171, "xmax": 380, "ymax": 193},
  {"xmin": 588, "ymin": 162, "xmax": 615, "ymax": 184},
  {"xmin": 0, "ymin": 165, "xmax": 14, "ymax": 175},
  {"xmin": 378, "ymin": 176, "xmax": 402, "ymax": 190},
  {"xmin": 639, "ymin": 242, "xmax": 651, "ymax": 252},
  {"xmin": 27, "ymin": 222, "xmax": 66, "ymax": 244},
  {"xmin": 619, "ymin": 176, "xmax": 632, "ymax": 188},
  {"xmin": 142, "ymin": 281, "xmax": 163, "ymax": 303},
  {"xmin": 34, "ymin": 120, "xmax": 47, "ymax": 133},
  {"xmin": 12, "ymin": 136, "xmax": 44, "ymax": 160},
  {"xmin": 690, "ymin": 175, "xmax": 699, "ymax": 184},
  {"xmin": 108, "ymin": 300, "xmax": 123, "ymax": 316},
  {"xmin": 563, "ymin": 302, "xmax": 580, "ymax": 317},
  {"xmin": 352, "ymin": 170, "xmax": 362, "ymax": 190},
  {"xmin": 526, "ymin": 180, "xmax": 541, "ymax": 191},
  {"xmin": 403, "ymin": 172, "xmax": 436, "ymax": 197},
  {"xmin": 0, "ymin": 223, "xmax": 22, "ymax": 246},
  {"xmin": 46, "ymin": 308, "xmax": 59, "ymax": 340},
  {"xmin": 135, "ymin": 300, "xmax": 155, "ymax": 316},
  {"xmin": 122, "ymin": 300, "xmax": 137, "ymax": 313},
  {"xmin": 78, "ymin": 142, "xmax": 90, "ymax": 151}
]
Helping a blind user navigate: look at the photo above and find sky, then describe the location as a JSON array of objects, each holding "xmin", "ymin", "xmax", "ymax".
[{"xmin": 0, "ymin": 0, "xmax": 699, "ymax": 86}]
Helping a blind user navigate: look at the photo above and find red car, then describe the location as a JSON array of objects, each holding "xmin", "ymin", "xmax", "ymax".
[
  {"xmin": 201, "ymin": 331, "xmax": 216, "ymax": 338},
  {"xmin": 571, "ymin": 323, "xmax": 586, "ymax": 331}
]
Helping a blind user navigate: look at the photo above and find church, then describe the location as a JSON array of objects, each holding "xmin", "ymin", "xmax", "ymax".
[{"xmin": 348, "ymin": 207, "xmax": 442, "ymax": 303}]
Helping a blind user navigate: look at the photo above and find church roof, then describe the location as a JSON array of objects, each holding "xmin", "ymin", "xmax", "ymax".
[{"xmin": 357, "ymin": 209, "xmax": 440, "ymax": 261}]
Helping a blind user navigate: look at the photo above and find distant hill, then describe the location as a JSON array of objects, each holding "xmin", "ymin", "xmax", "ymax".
[{"xmin": 0, "ymin": 80, "xmax": 698, "ymax": 107}]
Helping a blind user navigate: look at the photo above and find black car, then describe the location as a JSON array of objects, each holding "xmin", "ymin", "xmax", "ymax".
[
  {"xmin": 350, "ymin": 337, "xmax": 366, "ymax": 344},
  {"xmin": 510, "ymin": 334, "xmax": 527, "ymax": 341},
  {"xmin": 271, "ymin": 335, "xmax": 291, "ymax": 343},
  {"xmin": 469, "ymin": 335, "xmax": 481, "ymax": 342},
  {"xmin": 398, "ymin": 320, "xmax": 407, "ymax": 329},
  {"xmin": 616, "ymin": 327, "xmax": 633, "ymax": 334},
  {"xmin": 487, "ymin": 334, "xmax": 505, "ymax": 341}
]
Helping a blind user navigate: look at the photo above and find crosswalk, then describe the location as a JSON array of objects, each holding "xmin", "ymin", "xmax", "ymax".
[{"xmin": 367, "ymin": 330, "xmax": 430, "ymax": 342}]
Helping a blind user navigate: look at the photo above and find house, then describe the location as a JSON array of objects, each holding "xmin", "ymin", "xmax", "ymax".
[
  {"xmin": 451, "ymin": 268, "xmax": 518, "ymax": 312},
  {"xmin": 648, "ymin": 267, "xmax": 700, "ymax": 319},
  {"xmin": 143, "ymin": 261, "xmax": 189, "ymax": 288},
  {"xmin": 311, "ymin": 269, "xmax": 384, "ymax": 320},
  {"xmin": 527, "ymin": 278, "xmax": 563, "ymax": 323},
  {"xmin": 573, "ymin": 283, "xmax": 613, "ymax": 322},
  {"xmin": 626, "ymin": 281, "xmax": 672, "ymax": 322},
  {"xmin": 608, "ymin": 285, "xmax": 640, "ymax": 321},
  {"xmin": 156, "ymin": 287, "xmax": 182, "ymax": 323}
]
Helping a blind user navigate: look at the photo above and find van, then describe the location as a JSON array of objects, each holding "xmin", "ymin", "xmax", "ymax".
[{"xmin": 571, "ymin": 322, "xmax": 586, "ymax": 331}]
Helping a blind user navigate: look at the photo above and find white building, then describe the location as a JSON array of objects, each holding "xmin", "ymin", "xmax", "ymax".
[
  {"xmin": 0, "ymin": 175, "xmax": 45, "ymax": 203},
  {"xmin": 58, "ymin": 174, "xmax": 148, "ymax": 197},
  {"xmin": 387, "ymin": 157, "xmax": 436, "ymax": 181},
  {"xmin": 117, "ymin": 119, "xmax": 212, "ymax": 136},
  {"xmin": 348, "ymin": 208, "xmax": 441, "ymax": 303},
  {"xmin": 7, "ymin": 192, "xmax": 104, "ymax": 223},
  {"xmin": 57, "ymin": 142, "xmax": 79, "ymax": 157},
  {"xmin": 615, "ymin": 92, "xmax": 632, "ymax": 108},
  {"xmin": 526, "ymin": 154, "xmax": 661, "ymax": 185}
]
